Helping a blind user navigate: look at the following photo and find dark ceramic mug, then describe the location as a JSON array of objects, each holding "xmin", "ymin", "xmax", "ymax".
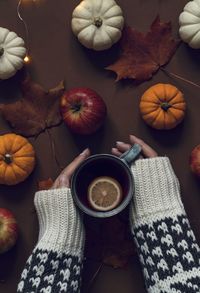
[{"xmin": 71, "ymin": 144, "xmax": 141, "ymax": 218}]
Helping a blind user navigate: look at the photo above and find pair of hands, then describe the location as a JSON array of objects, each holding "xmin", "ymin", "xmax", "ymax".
[{"xmin": 52, "ymin": 135, "xmax": 158, "ymax": 189}]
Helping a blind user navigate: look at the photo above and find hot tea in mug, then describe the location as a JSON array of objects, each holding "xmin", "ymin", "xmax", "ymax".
[{"xmin": 71, "ymin": 144, "xmax": 141, "ymax": 218}]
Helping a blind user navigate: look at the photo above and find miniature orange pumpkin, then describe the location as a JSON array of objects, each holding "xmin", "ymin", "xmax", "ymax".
[
  {"xmin": 139, "ymin": 83, "xmax": 186, "ymax": 130},
  {"xmin": 0, "ymin": 133, "xmax": 35, "ymax": 185}
]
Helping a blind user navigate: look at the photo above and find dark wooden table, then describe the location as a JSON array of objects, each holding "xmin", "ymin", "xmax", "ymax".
[{"xmin": 1, "ymin": 0, "xmax": 200, "ymax": 292}]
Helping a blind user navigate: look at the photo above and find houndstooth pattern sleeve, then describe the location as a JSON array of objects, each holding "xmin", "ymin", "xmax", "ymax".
[
  {"xmin": 17, "ymin": 188, "xmax": 85, "ymax": 293},
  {"xmin": 130, "ymin": 157, "xmax": 200, "ymax": 293}
]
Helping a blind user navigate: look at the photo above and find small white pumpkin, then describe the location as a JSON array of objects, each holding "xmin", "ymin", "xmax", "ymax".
[
  {"xmin": 0, "ymin": 27, "xmax": 26, "ymax": 80},
  {"xmin": 179, "ymin": 0, "xmax": 200, "ymax": 49},
  {"xmin": 71, "ymin": 0, "xmax": 124, "ymax": 51}
]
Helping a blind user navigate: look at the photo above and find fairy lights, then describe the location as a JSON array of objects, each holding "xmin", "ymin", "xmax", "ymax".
[
  {"xmin": 24, "ymin": 55, "xmax": 31, "ymax": 63},
  {"xmin": 17, "ymin": 0, "xmax": 32, "ymax": 64}
]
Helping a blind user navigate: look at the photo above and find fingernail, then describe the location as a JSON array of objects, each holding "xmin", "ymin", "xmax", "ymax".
[
  {"xmin": 116, "ymin": 141, "xmax": 123, "ymax": 145},
  {"xmin": 80, "ymin": 148, "xmax": 89, "ymax": 156}
]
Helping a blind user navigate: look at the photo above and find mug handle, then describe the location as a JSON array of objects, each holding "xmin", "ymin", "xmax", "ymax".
[{"xmin": 120, "ymin": 144, "xmax": 142, "ymax": 166}]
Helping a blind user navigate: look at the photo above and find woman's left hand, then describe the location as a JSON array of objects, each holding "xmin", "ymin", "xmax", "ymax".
[
  {"xmin": 52, "ymin": 148, "xmax": 90, "ymax": 189},
  {"xmin": 111, "ymin": 135, "xmax": 158, "ymax": 159}
]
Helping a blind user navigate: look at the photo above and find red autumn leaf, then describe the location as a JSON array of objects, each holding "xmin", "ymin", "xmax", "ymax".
[
  {"xmin": 38, "ymin": 178, "xmax": 54, "ymax": 191},
  {"xmin": 106, "ymin": 16, "xmax": 180, "ymax": 82},
  {"xmin": 0, "ymin": 77, "xmax": 65, "ymax": 137}
]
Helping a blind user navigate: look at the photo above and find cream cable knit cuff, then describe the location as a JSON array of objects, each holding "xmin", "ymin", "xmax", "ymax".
[
  {"xmin": 34, "ymin": 188, "xmax": 85, "ymax": 256},
  {"xmin": 130, "ymin": 157, "xmax": 186, "ymax": 225}
]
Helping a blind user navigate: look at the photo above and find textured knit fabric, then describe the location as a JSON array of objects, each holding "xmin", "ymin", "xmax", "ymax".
[
  {"xmin": 130, "ymin": 157, "xmax": 200, "ymax": 293},
  {"xmin": 17, "ymin": 157, "xmax": 200, "ymax": 293},
  {"xmin": 17, "ymin": 188, "xmax": 85, "ymax": 293}
]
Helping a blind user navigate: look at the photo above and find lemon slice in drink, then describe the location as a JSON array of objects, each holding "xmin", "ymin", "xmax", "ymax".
[{"xmin": 88, "ymin": 176, "xmax": 123, "ymax": 212}]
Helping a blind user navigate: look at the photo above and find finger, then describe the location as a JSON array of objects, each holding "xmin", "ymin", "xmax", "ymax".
[
  {"xmin": 52, "ymin": 177, "xmax": 70, "ymax": 189},
  {"xmin": 111, "ymin": 148, "xmax": 122, "ymax": 157},
  {"xmin": 63, "ymin": 148, "xmax": 90, "ymax": 178},
  {"xmin": 116, "ymin": 141, "xmax": 131, "ymax": 152},
  {"xmin": 129, "ymin": 135, "xmax": 158, "ymax": 158},
  {"xmin": 52, "ymin": 177, "xmax": 61, "ymax": 189},
  {"xmin": 52, "ymin": 148, "xmax": 90, "ymax": 189}
]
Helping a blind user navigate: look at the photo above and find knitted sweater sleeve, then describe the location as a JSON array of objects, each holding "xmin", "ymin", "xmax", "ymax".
[
  {"xmin": 17, "ymin": 188, "xmax": 85, "ymax": 293},
  {"xmin": 130, "ymin": 157, "xmax": 200, "ymax": 293}
]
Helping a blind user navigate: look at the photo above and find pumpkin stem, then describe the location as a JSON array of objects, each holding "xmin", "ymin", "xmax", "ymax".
[
  {"xmin": 161, "ymin": 102, "xmax": 172, "ymax": 111},
  {"xmin": 94, "ymin": 17, "xmax": 103, "ymax": 28},
  {"xmin": 4, "ymin": 154, "xmax": 13, "ymax": 164},
  {"xmin": 0, "ymin": 47, "xmax": 4, "ymax": 57}
]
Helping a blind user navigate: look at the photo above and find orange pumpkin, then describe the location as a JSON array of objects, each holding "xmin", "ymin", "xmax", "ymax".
[
  {"xmin": 0, "ymin": 133, "xmax": 35, "ymax": 185},
  {"xmin": 139, "ymin": 83, "xmax": 186, "ymax": 130}
]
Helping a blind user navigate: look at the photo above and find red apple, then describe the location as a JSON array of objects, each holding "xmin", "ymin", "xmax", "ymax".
[
  {"xmin": 190, "ymin": 144, "xmax": 200, "ymax": 177},
  {"xmin": 60, "ymin": 88, "xmax": 107, "ymax": 135},
  {"xmin": 0, "ymin": 208, "xmax": 18, "ymax": 254}
]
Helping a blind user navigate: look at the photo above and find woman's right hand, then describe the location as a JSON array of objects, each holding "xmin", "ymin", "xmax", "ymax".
[
  {"xmin": 52, "ymin": 148, "xmax": 90, "ymax": 189},
  {"xmin": 111, "ymin": 135, "xmax": 158, "ymax": 159}
]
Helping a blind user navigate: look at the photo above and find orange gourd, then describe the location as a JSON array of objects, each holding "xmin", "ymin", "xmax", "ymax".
[
  {"xmin": 139, "ymin": 83, "xmax": 186, "ymax": 130},
  {"xmin": 0, "ymin": 133, "xmax": 35, "ymax": 185}
]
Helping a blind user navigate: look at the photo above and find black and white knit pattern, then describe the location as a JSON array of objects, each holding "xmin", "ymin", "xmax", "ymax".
[
  {"xmin": 133, "ymin": 214, "xmax": 200, "ymax": 292},
  {"xmin": 18, "ymin": 249, "xmax": 82, "ymax": 292},
  {"xmin": 130, "ymin": 157, "xmax": 200, "ymax": 293},
  {"xmin": 17, "ymin": 188, "xmax": 85, "ymax": 293}
]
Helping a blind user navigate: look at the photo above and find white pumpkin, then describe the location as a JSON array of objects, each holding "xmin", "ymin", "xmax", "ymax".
[
  {"xmin": 71, "ymin": 0, "xmax": 124, "ymax": 51},
  {"xmin": 179, "ymin": 0, "xmax": 200, "ymax": 49},
  {"xmin": 0, "ymin": 27, "xmax": 26, "ymax": 80}
]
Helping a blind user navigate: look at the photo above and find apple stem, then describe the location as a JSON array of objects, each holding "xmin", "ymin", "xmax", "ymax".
[{"xmin": 71, "ymin": 104, "xmax": 82, "ymax": 113}]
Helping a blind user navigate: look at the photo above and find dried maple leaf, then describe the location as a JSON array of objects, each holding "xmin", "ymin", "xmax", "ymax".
[
  {"xmin": 84, "ymin": 216, "xmax": 136, "ymax": 269},
  {"xmin": 103, "ymin": 254, "xmax": 129, "ymax": 269},
  {"xmin": 102, "ymin": 217, "xmax": 136, "ymax": 269},
  {"xmin": 38, "ymin": 178, "xmax": 54, "ymax": 190},
  {"xmin": 106, "ymin": 16, "xmax": 180, "ymax": 82},
  {"xmin": 0, "ymin": 77, "xmax": 65, "ymax": 137},
  {"xmin": 103, "ymin": 241, "xmax": 136, "ymax": 269}
]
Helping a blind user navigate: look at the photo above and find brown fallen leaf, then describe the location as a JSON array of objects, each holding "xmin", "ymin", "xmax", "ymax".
[
  {"xmin": 102, "ymin": 216, "xmax": 136, "ymax": 269},
  {"xmin": 0, "ymin": 77, "xmax": 65, "ymax": 137},
  {"xmin": 84, "ymin": 215, "xmax": 136, "ymax": 269},
  {"xmin": 106, "ymin": 16, "xmax": 180, "ymax": 82},
  {"xmin": 103, "ymin": 254, "xmax": 129, "ymax": 269},
  {"xmin": 103, "ymin": 239, "xmax": 136, "ymax": 269},
  {"xmin": 38, "ymin": 178, "xmax": 54, "ymax": 190}
]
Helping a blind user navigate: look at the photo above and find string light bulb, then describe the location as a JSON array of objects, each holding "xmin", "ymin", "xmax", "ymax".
[
  {"xmin": 17, "ymin": 0, "xmax": 31, "ymax": 64},
  {"xmin": 24, "ymin": 55, "xmax": 31, "ymax": 64}
]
